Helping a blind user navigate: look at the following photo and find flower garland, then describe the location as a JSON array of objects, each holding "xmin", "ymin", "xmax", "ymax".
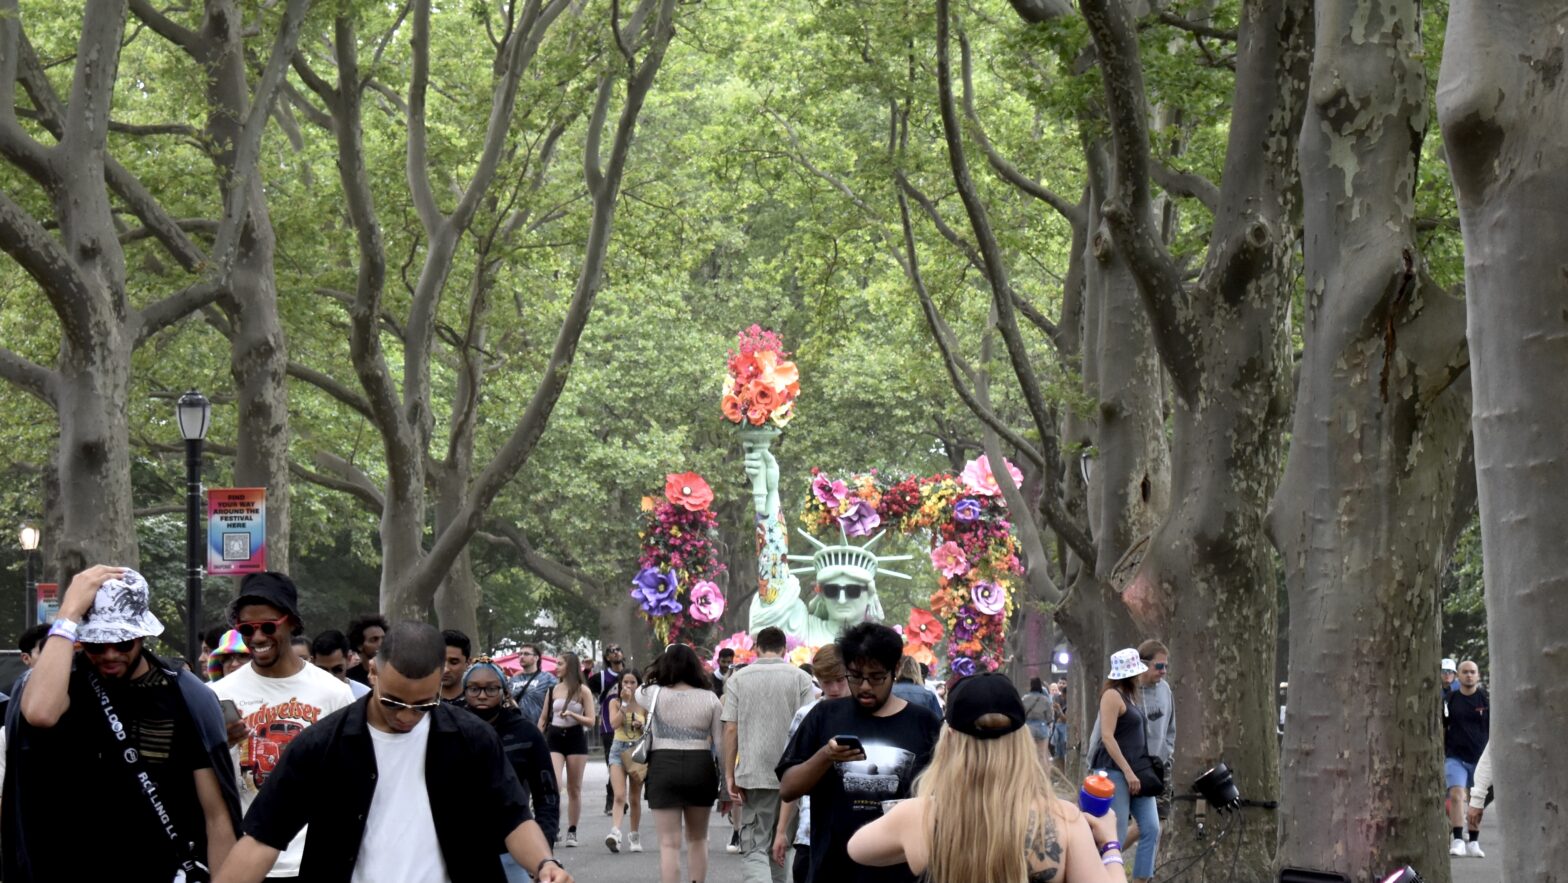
[
  {"xmin": 722, "ymin": 325, "xmax": 801, "ymax": 428},
  {"xmin": 632, "ymin": 472, "xmax": 727, "ymax": 645},
  {"xmin": 800, "ymin": 456, "xmax": 1025, "ymax": 675}
]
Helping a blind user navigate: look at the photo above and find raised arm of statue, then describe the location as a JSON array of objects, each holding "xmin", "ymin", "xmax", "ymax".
[{"xmin": 743, "ymin": 444, "xmax": 790, "ymax": 604}]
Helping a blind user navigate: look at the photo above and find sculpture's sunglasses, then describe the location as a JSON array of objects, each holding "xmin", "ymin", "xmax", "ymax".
[{"xmin": 822, "ymin": 583, "xmax": 864, "ymax": 601}]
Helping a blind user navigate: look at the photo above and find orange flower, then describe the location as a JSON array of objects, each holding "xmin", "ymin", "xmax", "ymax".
[
  {"xmin": 903, "ymin": 641, "xmax": 936, "ymax": 667},
  {"xmin": 640, "ymin": 496, "xmax": 657, "ymax": 512},
  {"xmin": 907, "ymin": 608, "xmax": 944, "ymax": 645},
  {"xmin": 747, "ymin": 405, "xmax": 769, "ymax": 425},
  {"xmin": 755, "ymin": 349, "xmax": 800, "ymax": 391},
  {"xmin": 749, "ymin": 381, "xmax": 780, "ymax": 411},
  {"xmin": 722, "ymin": 394, "xmax": 745, "ymax": 422}
]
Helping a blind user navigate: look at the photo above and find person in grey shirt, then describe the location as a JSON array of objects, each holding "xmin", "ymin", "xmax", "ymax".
[
  {"xmin": 510, "ymin": 643, "xmax": 559, "ymax": 729},
  {"xmin": 721, "ymin": 627, "xmax": 815, "ymax": 883},
  {"xmin": 1086, "ymin": 639, "xmax": 1175, "ymax": 773}
]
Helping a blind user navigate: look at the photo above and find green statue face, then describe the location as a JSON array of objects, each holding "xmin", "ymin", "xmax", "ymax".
[{"xmin": 818, "ymin": 579, "xmax": 875, "ymax": 625}]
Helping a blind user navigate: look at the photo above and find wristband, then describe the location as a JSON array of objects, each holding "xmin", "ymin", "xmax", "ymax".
[
  {"xmin": 1099, "ymin": 840, "xmax": 1121, "ymax": 856},
  {"xmin": 48, "ymin": 619, "xmax": 79, "ymax": 643},
  {"xmin": 536, "ymin": 857, "xmax": 564, "ymax": 876},
  {"xmin": 1103, "ymin": 855, "xmax": 1125, "ymax": 866}
]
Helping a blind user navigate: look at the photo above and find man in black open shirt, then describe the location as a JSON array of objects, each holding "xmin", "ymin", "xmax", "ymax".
[{"xmin": 214, "ymin": 622, "xmax": 571, "ymax": 883}]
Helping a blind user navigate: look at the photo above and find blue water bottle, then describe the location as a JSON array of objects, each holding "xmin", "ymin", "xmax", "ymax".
[{"xmin": 1079, "ymin": 770, "xmax": 1115, "ymax": 817}]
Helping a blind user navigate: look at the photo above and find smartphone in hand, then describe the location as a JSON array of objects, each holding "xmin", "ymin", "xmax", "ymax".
[
  {"xmin": 220, "ymin": 699, "xmax": 242, "ymax": 727},
  {"xmin": 832, "ymin": 735, "xmax": 864, "ymax": 753}
]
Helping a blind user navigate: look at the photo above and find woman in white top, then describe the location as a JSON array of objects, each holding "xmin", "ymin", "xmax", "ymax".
[
  {"xmin": 636, "ymin": 644, "xmax": 723, "ymax": 883},
  {"xmin": 539, "ymin": 650, "xmax": 595, "ymax": 847}
]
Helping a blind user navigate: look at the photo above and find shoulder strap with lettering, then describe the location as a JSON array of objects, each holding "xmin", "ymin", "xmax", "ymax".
[{"xmin": 85, "ymin": 670, "xmax": 209, "ymax": 883}]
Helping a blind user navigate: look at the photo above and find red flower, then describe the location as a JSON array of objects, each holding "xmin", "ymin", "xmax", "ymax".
[
  {"xmin": 907, "ymin": 608, "xmax": 944, "ymax": 645},
  {"xmin": 665, "ymin": 472, "xmax": 714, "ymax": 512}
]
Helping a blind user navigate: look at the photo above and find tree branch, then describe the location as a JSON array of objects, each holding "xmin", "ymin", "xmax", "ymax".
[
  {"xmin": 131, "ymin": 280, "xmax": 226, "ymax": 345},
  {"xmin": 290, "ymin": 453, "xmax": 385, "ymax": 514},
  {"xmin": 896, "ymin": 188, "xmax": 1045, "ymax": 470},
  {"xmin": 482, "ymin": 518, "xmax": 604, "ymax": 597},
  {"xmin": 286, "ymin": 361, "xmax": 377, "ymax": 423},
  {"xmin": 0, "ymin": 190, "xmax": 96, "ymax": 351},
  {"xmin": 126, "ymin": 0, "xmax": 201, "ymax": 51},
  {"xmin": 0, "ymin": 345, "xmax": 58, "ymax": 408},
  {"xmin": 1150, "ymin": 157, "xmax": 1220, "ymax": 214},
  {"xmin": 0, "ymin": 2, "xmax": 57, "ymax": 189},
  {"xmin": 1078, "ymin": 0, "xmax": 1200, "ymax": 400},
  {"xmin": 935, "ymin": 5, "xmax": 1063, "ymax": 484},
  {"xmin": 1153, "ymin": 11, "xmax": 1237, "ymax": 42},
  {"xmin": 959, "ymin": 32, "xmax": 1083, "ymax": 227},
  {"xmin": 405, "ymin": 0, "xmax": 442, "ymax": 231}
]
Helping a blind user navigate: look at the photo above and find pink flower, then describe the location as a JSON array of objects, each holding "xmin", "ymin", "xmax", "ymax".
[
  {"xmin": 931, "ymin": 541, "xmax": 969, "ymax": 578},
  {"xmin": 959, "ymin": 455, "xmax": 1024, "ymax": 497},
  {"xmin": 689, "ymin": 580, "xmax": 726, "ymax": 623},
  {"xmin": 812, "ymin": 474, "xmax": 849, "ymax": 507}
]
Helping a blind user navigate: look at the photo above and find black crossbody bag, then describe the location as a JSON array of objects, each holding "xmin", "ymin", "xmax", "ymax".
[{"xmin": 85, "ymin": 669, "xmax": 211, "ymax": 883}]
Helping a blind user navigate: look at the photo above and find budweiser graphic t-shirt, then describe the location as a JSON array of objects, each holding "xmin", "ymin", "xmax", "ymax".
[{"xmin": 212, "ymin": 661, "xmax": 355, "ymax": 876}]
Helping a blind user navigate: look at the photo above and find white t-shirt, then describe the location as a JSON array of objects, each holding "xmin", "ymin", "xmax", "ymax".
[
  {"xmin": 352, "ymin": 715, "xmax": 451, "ymax": 883},
  {"xmin": 210, "ymin": 661, "xmax": 355, "ymax": 877}
]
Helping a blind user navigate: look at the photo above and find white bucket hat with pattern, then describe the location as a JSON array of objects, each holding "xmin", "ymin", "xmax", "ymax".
[
  {"xmin": 1108, "ymin": 647, "xmax": 1149, "ymax": 680},
  {"xmin": 77, "ymin": 569, "xmax": 165, "ymax": 643}
]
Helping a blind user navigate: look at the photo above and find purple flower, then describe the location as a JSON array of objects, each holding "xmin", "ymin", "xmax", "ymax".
[
  {"xmin": 951, "ymin": 656, "xmax": 977, "ymax": 677},
  {"xmin": 953, "ymin": 498, "xmax": 982, "ymax": 522},
  {"xmin": 837, "ymin": 499, "xmax": 882, "ymax": 538},
  {"xmin": 952, "ymin": 605, "xmax": 981, "ymax": 642},
  {"xmin": 631, "ymin": 567, "xmax": 682, "ymax": 617},
  {"xmin": 971, "ymin": 581, "xmax": 1007, "ymax": 616}
]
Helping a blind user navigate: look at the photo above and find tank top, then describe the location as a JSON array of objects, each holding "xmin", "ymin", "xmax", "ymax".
[
  {"xmin": 550, "ymin": 692, "xmax": 585, "ymax": 729},
  {"xmin": 613, "ymin": 700, "xmax": 646, "ymax": 741},
  {"xmin": 1094, "ymin": 692, "xmax": 1148, "ymax": 768}
]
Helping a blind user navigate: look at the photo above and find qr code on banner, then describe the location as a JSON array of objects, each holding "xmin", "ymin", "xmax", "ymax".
[{"xmin": 223, "ymin": 532, "xmax": 250, "ymax": 561}]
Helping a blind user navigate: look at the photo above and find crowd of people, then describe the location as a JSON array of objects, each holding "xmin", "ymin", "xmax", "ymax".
[{"xmin": 1, "ymin": 562, "xmax": 1491, "ymax": 882}]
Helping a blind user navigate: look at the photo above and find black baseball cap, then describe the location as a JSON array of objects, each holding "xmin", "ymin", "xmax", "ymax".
[
  {"xmin": 944, "ymin": 672, "xmax": 1026, "ymax": 740},
  {"xmin": 229, "ymin": 571, "xmax": 304, "ymax": 626}
]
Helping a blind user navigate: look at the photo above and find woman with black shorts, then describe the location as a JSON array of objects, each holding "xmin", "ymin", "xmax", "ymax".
[
  {"xmin": 539, "ymin": 650, "xmax": 596, "ymax": 847},
  {"xmin": 636, "ymin": 644, "xmax": 723, "ymax": 883}
]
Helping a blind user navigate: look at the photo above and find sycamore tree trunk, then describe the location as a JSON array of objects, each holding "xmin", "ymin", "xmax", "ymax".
[
  {"xmin": 1270, "ymin": 1, "xmax": 1471, "ymax": 876},
  {"xmin": 1437, "ymin": 8, "xmax": 1568, "ymax": 881},
  {"xmin": 1079, "ymin": 0, "xmax": 1310, "ymax": 872}
]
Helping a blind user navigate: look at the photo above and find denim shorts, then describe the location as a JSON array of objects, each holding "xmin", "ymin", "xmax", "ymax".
[
  {"xmin": 1445, "ymin": 757, "xmax": 1476, "ymax": 789},
  {"xmin": 608, "ymin": 738, "xmax": 639, "ymax": 767}
]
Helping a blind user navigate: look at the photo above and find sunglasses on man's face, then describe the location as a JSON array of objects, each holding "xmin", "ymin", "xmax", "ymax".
[
  {"xmin": 821, "ymin": 583, "xmax": 864, "ymax": 601},
  {"xmin": 236, "ymin": 615, "xmax": 291, "ymax": 639},
  {"xmin": 83, "ymin": 639, "xmax": 135, "ymax": 654},
  {"xmin": 378, "ymin": 695, "xmax": 442, "ymax": 714}
]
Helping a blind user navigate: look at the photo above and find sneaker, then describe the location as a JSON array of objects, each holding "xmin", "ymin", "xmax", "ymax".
[
  {"xmin": 629, "ymin": 832, "xmax": 643, "ymax": 853},
  {"xmin": 727, "ymin": 830, "xmax": 741, "ymax": 854},
  {"xmin": 565, "ymin": 828, "xmax": 578, "ymax": 848},
  {"xmin": 605, "ymin": 828, "xmax": 621, "ymax": 853},
  {"xmin": 1466, "ymin": 840, "xmax": 1485, "ymax": 858},
  {"xmin": 1450, "ymin": 838, "xmax": 1466, "ymax": 857}
]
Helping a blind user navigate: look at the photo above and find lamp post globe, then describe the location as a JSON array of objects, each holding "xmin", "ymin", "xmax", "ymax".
[
  {"xmin": 18, "ymin": 525, "xmax": 39, "ymax": 632},
  {"xmin": 176, "ymin": 390, "xmax": 210, "ymax": 664}
]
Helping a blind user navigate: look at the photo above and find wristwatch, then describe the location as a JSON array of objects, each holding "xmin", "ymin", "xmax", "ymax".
[{"xmin": 536, "ymin": 857, "xmax": 564, "ymax": 876}]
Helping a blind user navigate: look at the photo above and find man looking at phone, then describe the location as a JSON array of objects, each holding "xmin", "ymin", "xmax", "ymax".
[
  {"xmin": 777, "ymin": 623, "xmax": 940, "ymax": 883},
  {"xmin": 3, "ymin": 566, "xmax": 242, "ymax": 882},
  {"xmin": 210, "ymin": 572, "xmax": 354, "ymax": 878},
  {"xmin": 214, "ymin": 622, "xmax": 571, "ymax": 883}
]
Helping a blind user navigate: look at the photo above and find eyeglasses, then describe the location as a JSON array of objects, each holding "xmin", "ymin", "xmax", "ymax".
[
  {"xmin": 83, "ymin": 639, "xmax": 135, "ymax": 654},
  {"xmin": 236, "ymin": 615, "xmax": 291, "ymax": 639},
  {"xmin": 378, "ymin": 695, "xmax": 442, "ymax": 714},
  {"xmin": 822, "ymin": 584, "xmax": 864, "ymax": 601},
  {"xmin": 464, "ymin": 684, "xmax": 503, "ymax": 697},
  {"xmin": 845, "ymin": 669, "xmax": 890, "ymax": 686},
  {"xmin": 1153, "ymin": 663, "xmax": 1168, "ymax": 671}
]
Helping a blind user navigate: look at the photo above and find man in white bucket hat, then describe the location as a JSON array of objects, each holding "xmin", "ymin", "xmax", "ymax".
[{"xmin": 2, "ymin": 565, "xmax": 242, "ymax": 882}]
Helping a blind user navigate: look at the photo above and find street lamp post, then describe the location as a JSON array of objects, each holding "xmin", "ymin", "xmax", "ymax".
[
  {"xmin": 177, "ymin": 390, "xmax": 211, "ymax": 666},
  {"xmin": 19, "ymin": 526, "xmax": 39, "ymax": 631}
]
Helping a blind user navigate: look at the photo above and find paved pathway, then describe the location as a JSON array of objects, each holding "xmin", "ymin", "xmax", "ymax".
[
  {"xmin": 551, "ymin": 761, "xmax": 1507, "ymax": 883},
  {"xmin": 552, "ymin": 760, "xmax": 747, "ymax": 883}
]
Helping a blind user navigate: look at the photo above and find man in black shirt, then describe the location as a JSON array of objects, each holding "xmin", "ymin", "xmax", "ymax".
[
  {"xmin": 440, "ymin": 628, "xmax": 472, "ymax": 707},
  {"xmin": 588, "ymin": 644, "xmax": 626, "ymax": 815},
  {"xmin": 344, "ymin": 613, "xmax": 388, "ymax": 686},
  {"xmin": 214, "ymin": 622, "xmax": 571, "ymax": 883},
  {"xmin": 1444, "ymin": 659, "xmax": 1490, "ymax": 858},
  {"xmin": 4, "ymin": 566, "xmax": 242, "ymax": 883},
  {"xmin": 778, "ymin": 623, "xmax": 941, "ymax": 883}
]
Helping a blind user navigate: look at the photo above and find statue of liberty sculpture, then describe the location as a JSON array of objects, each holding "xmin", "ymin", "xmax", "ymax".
[{"xmin": 743, "ymin": 442, "xmax": 910, "ymax": 645}]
